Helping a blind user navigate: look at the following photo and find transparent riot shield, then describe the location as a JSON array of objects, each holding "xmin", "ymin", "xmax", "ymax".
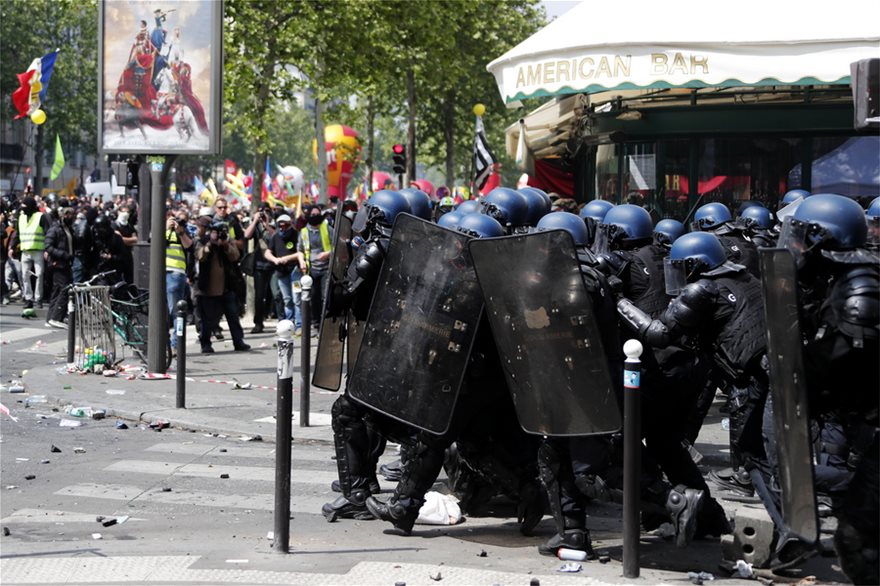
[
  {"xmin": 347, "ymin": 214, "xmax": 483, "ymax": 435},
  {"xmin": 313, "ymin": 214, "xmax": 353, "ymax": 391},
  {"xmin": 759, "ymin": 248, "xmax": 818, "ymax": 544},
  {"xmin": 469, "ymin": 230, "xmax": 621, "ymax": 436}
]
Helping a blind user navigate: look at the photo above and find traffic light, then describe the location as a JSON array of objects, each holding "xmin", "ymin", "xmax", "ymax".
[{"xmin": 392, "ymin": 143, "xmax": 406, "ymax": 175}]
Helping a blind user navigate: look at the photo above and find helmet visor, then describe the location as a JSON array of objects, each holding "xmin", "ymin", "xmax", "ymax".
[
  {"xmin": 663, "ymin": 257, "xmax": 688, "ymax": 296},
  {"xmin": 777, "ymin": 217, "xmax": 809, "ymax": 268},
  {"xmin": 592, "ymin": 224, "xmax": 616, "ymax": 256},
  {"xmin": 351, "ymin": 205, "xmax": 369, "ymax": 234},
  {"xmin": 775, "ymin": 197, "xmax": 804, "ymax": 223},
  {"xmin": 868, "ymin": 217, "xmax": 880, "ymax": 248}
]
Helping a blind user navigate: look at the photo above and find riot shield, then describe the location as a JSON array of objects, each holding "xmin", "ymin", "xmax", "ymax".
[
  {"xmin": 759, "ymin": 248, "xmax": 818, "ymax": 544},
  {"xmin": 347, "ymin": 214, "xmax": 483, "ymax": 434},
  {"xmin": 313, "ymin": 214, "xmax": 353, "ymax": 391},
  {"xmin": 469, "ymin": 231, "xmax": 621, "ymax": 436}
]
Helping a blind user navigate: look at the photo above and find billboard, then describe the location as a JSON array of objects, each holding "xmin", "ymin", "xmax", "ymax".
[{"xmin": 98, "ymin": 0, "xmax": 222, "ymax": 155}]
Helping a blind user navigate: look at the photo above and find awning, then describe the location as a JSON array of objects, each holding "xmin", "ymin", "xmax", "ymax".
[{"xmin": 487, "ymin": 0, "xmax": 880, "ymax": 106}]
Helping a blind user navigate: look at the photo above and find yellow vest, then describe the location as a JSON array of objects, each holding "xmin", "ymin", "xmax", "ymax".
[
  {"xmin": 165, "ymin": 229, "xmax": 187, "ymax": 272},
  {"xmin": 18, "ymin": 212, "xmax": 45, "ymax": 251},
  {"xmin": 300, "ymin": 221, "xmax": 331, "ymax": 270}
]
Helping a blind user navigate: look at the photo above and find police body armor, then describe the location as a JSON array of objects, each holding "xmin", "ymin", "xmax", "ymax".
[
  {"xmin": 347, "ymin": 214, "xmax": 484, "ymax": 435},
  {"xmin": 469, "ymin": 229, "xmax": 621, "ymax": 436},
  {"xmin": 712, "ymin": 271, "xmax": 767, "ymax": 383}
]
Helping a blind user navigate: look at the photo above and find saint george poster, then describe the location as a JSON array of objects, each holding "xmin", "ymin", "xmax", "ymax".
[{"xmin": 99, "ymin": 0, "xmax": 222, "ymax": 155}]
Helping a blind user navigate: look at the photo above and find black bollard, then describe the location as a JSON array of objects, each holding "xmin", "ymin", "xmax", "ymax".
[
  {"xmin": 299, "ymin": 275, "xmax": 312, "ymax": 427},
  {"xmin": 175, "ymin": 300, "xmax": 187, "ymax": 409},
  {"xmin": 66, "ymin": 294, "xmax": 76, "ymax": 365},
  {"xmin": 622, "ymin": 339, "xmax": 643, "ymax": 579},
  {"xmin": 273, "ymin": 320, "xmax": 295, "ymax": 554}
]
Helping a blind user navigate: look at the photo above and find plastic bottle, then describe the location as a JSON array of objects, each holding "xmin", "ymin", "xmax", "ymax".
[
  {"xmin": 721, "ymin": 417, "xmax": 730, "ymax": 431},
  {"xmin": 557, "ymin": 548, "xmax": 588, "ymax": 561}
]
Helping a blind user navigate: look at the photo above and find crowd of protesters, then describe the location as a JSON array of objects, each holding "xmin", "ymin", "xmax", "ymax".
[{"xmin": 1, "ymin": 186, "xmax": 338, "ymax": 354}]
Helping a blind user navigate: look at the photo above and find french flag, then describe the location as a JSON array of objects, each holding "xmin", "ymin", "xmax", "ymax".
[{"xmin": 12, "ymin": 50, "xmax": 59, "ymax": 119}]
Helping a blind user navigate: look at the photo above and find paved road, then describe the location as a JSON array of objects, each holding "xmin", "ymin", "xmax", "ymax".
[{"xmin": 0, "ymin": 304, "xmax": 848, "ymax": 585}]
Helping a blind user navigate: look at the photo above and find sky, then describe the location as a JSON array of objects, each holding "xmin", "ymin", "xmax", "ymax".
[{"xmin": 542, "ymin": 0, "xmax": 581, "ymax": 20}]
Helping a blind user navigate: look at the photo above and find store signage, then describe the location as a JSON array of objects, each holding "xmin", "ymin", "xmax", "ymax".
[{"xmin": 515, "ymin": 53, "xmax": 711, "ymax": 89}]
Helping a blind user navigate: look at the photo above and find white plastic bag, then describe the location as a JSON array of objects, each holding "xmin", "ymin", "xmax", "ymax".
[{"xmin": 416, "ymin": 491, "xmax": 462, "ymax": 525}]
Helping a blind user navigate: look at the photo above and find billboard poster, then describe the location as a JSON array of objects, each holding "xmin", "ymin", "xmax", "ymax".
[{"xmin": 98, "ymin": 0, "xmax": 222, "ymax": 155}]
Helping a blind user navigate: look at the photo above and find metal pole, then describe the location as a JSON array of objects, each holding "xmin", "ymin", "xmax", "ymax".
[
  {"xmin": 273, "ymin": 320, "xmax": 295, "ymax": 554},
  {"xmin": 175, "ymin": 300, "xmax": 187, "ymax": 409},
  {"xmin": 299, "ymin": 275, "xmax": 313, "ymax": 427},
  {"xmin": 66, "ymin": 294, "xmax": 76, "ymax": 364},
  {"xmin": 147, "ymin": 156, "xmax": 176, "ymax": 373},
  {"xmin": 622, "ymin": 339, "xmax": 643, "ymax": 579}
]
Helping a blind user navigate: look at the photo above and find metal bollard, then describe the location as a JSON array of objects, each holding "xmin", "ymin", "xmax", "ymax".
[
  {"xmin": 175, "ymin": 300, "xmax": 187, "ymax": 409},
  {"xmin": 622, "ymin": 339, "xmax": 643, "ymax": 579},
  {"xmin": 67, "ymin": 295, "xmax": 76, "ymax": 365},
  {"xmin": 273, "ymin": 320, "xmax": 295, "ymax": 554},
  {"xmin": 299, "ymin": 275, "xmax": 313, "ymax": 427}
]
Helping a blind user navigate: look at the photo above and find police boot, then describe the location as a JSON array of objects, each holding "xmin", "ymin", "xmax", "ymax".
[
  {"xmin": 666, "ymin": 484, "xmax": 705, "ymax": 548},
  {"xmin": 517, "ymin": 480, "xmax": 546, "ymax": 536},
  {"xmin": 695, "ymin": 496, "xmax": 732, "ymax": 538},
  {"xmin": 380, "ymin": 459, "xmax": 403, "ymax": 482},
  {"xmin": 321, "ymin": 489, "xmax": 375, "ymax": 522},
  {"xmin": 537, "ymin": 527, "xmax": 596, "ymax": 559},
  {"xmin": 708, "ymin": 466, "xmax": 754, "ymax": 497},
  {"xmin": 331, "ymin": 478, "xmax": 380, "ymax": 494},
  {"xmin": 365, "ymin": 494, "xmax": 419, "ymax": 535}
]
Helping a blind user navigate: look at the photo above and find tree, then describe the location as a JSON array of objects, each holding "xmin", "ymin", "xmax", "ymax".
[{"xmin": 1, "ymin": 0, "xmax": 98, "ymax": 195}]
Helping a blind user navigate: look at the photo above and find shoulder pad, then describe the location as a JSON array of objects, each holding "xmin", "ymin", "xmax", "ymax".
[{"xmin": 832, "ymin": 266, "xmax": 880, "ymax": 342}]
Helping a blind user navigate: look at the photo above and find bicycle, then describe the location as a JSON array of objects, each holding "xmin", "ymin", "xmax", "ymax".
[{"xmin": 69, "ymin": 272, "xmax": 172, "ymax": 370}]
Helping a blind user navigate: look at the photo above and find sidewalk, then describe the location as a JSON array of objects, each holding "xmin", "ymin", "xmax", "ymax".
[{"xmin": 21, "ymin": 323, "xmax": 337, "ymax": 444}]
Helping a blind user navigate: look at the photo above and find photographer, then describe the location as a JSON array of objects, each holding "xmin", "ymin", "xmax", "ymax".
[
  {"xmin": 243, "ymin": 204, "xmax": 275, "ymax": 334},
  {"xmin": 193, "ymin": 220, "xmax": 250, "ymax": 353},
  {"xmin": 165, "ymin": 209, "xmax": 192, "ymax": 348}
]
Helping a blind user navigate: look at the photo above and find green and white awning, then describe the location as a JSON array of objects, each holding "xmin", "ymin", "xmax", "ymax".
[{"xmin": 487, "ymin": 0, "xmax": 880, "ymax": 106}]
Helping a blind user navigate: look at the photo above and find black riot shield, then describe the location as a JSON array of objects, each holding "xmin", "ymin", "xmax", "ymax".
[
  {"xmin": 347, "ymin": 214, "xmax": 483, "ymax": 434},
  {"xmin": 759, "ymin": 248, "xmax": 818, "ymax": 544},
  {"xmin": 313, "ymin": 214, "xmax": 353, "ymax": 391},
  {"xmin": 469, "ymin": 231, "xmax": 621, "ymax": 436}
]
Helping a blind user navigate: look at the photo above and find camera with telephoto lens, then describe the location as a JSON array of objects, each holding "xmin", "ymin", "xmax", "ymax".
[{"xmin": 210, "ymin": 220, "xmax": 228, "ymax": 240}]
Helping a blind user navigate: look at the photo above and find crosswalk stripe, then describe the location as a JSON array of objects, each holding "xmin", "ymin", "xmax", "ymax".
[
  {"xmin": 104, "ymin": 459, "xmax": 340, "ymax": 484},
  {"xmin": 143, "ymin": 442, "xmax": 333, "ymax": 462},
  {"xmin": 0, "ymin": 508, "xmax": 134, "ymax": 524},
  {"xmin": 1, "ymin": 326, "xmax": 49, "ymax": 343},
  {"xmin": 54, "ymin": 482, "xmax": 334, "ymax": 513},
  {"xmin": 19, "ymin": 340, "xmax": 66, "ymax": 355}
]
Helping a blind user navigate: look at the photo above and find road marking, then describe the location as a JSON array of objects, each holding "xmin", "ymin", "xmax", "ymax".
[
  {"xmin": 253, "ymin": 411, "xmax": 333, "ymax": 426},
  {"xmin": 1, "ymin": 327, "xmax": 49, "ymax": 344},
  {"xmin": 103, "ymin": 459, "xmax": 339, "ymax": 484},
  {"xmin": 19, "ymin": 340, "xmax": 66, "ymax": 355},
  {"xmin": 54, "ymin": 483, "xmax": 333, "ymax": 513},
  {"xmin": 0, "ymin": 508, "xmax": 141, "ymax": 524},
  {"xmin": 143, "ymin": 442, "xmax": 333, "ymax": 462}
]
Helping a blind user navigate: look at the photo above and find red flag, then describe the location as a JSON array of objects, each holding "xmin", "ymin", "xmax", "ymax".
[{"xmin": 12, "ymin": 70, "xmax": 37, "ymax": 119}]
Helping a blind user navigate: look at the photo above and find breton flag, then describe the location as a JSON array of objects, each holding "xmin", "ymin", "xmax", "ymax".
[
  {"xmin": 472, "ymin": 114, "xmax": 496, "ymax": 191},
  {"xmin": 11, "ymin": 50, "xmax": 59, "ymax": 119},
  {"xmin": 50, "ymin": 134, "xmax": 65, "ymax": 181}
]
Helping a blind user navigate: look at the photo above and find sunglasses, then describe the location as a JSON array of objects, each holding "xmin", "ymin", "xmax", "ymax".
[{"xmin": 216, "ymin": 206, "xmax": 227, "ymax": 210}]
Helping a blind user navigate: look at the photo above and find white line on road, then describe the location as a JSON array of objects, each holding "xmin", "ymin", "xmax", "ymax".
[{"xmin": 103, "ymin": 459, "xmax": 339, "ymax": 484}]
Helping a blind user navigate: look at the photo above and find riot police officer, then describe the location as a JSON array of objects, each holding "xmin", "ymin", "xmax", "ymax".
[
  {"xmin": 692, "ymin": 202, "xmax": 760, "ymax": 277},
  {"xmin": 322, "ymin": 191, "xmax": 413, "ymax": 521},
  {"xmin": 776, "ymin": 193, "xmax": 878, "ymax": 583}
]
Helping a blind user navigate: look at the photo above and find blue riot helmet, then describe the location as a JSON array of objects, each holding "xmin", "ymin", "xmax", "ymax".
[
  {"xmin": 692, "ymin": 202, "xmax": 732, "ymax": 231},
  {"xmin": 518, "ymin": 188, "xmax": 551, "ymax": 226},
  {"xmin": 536, "ymin": 211, "xmax": 589, "ymax": 247},
  {"xmin": 352, "ymin": 189, "xmax": 411, "ymax": 234},
  {"xmin": 738, "ymin": 205, "xmax": 774, "ymax": 230},
  {"xmin": 520, "ymin": 187, "xmax": 552, "ymax": 210},
  {"xmin": 481, "ymin": 187, "xmax": 529, "ymax": 228},
  {"xmin": 782, "ymin": 189, "xmax": 810, "ymax": 205},
  {"xmin": 664, "ymin": 231, "xmax": 728, "ymax": 295},
  {"xmin": 456, "ymin": 199, "xmax": 481, "ymax": 215},
  {"xmin": 778, "ymin": 194, "xmax": 868, "ymax": 262},
  {"xmin": 437, "ymin": 210, "xmax": 464, "ymax": 229},
  {"xmin": 398, "ymin": 188, "xmax": 432, "ymax": 221},
  {"xmin": 867, "ymin": 196, "xmax": 880, "ymax": 248},
  {"xmin": 595, "ymin": 204, "xmax": 653, "ymax": 254},
  {"xmin": 737, "ymin": 200, "xmax": 764, "ymax": 215},
  {"xmin": 455, "ymin": 212, "xmax": 505, "ymax": 239},
  {"xmin": 653, "ymin": 218, "xmax": 686, "ymax": 247},
  {"xmin": 579, "ymin": 199, "xmax": 614, "ymax": 222}
]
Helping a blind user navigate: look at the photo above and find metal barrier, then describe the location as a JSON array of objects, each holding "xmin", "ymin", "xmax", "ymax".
[{"xmin": 71, "ymin": 285, "xmax": 116, "ymax": 369}]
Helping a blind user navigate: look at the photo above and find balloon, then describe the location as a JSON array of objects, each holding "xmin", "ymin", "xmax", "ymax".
[
  {"xmin": 30, "ymin": 109, "xmax": 46, "ymax": 125},
  {"xmin": 312, "ymin": 124, "xmax": 361, "ymax": 200},
  {"xmin": 277, "ymin": 165, "xmax": 305, "ymax": 194},
  {"xmin": 473, "ymin": 103, "xmax": 486, "ymax": 117}
]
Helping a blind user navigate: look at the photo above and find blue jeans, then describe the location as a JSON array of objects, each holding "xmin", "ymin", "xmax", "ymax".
[
  {"xmin": 166, "ymin": 271, "xmax": 188, "ymax": 348},
  {"xmin": 275, "ymin": 271, "xmax": 296, "ymax": 321},
  {"xmin": 291, "ymin": 266, "xmax": 303, "ymax": 329}
]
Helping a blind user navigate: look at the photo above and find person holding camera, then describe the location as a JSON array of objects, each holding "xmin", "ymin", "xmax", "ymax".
[
  {"xmin": 165, "ymin": 209, "xmax": 192, "ymax": 348},
  {"xmin": 193, "ymin": 220, "xmax": 250, "ymax": 353},
  {"xmin": 243, "ymin": 204, "xmax": 275, "ymax": 334}
]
